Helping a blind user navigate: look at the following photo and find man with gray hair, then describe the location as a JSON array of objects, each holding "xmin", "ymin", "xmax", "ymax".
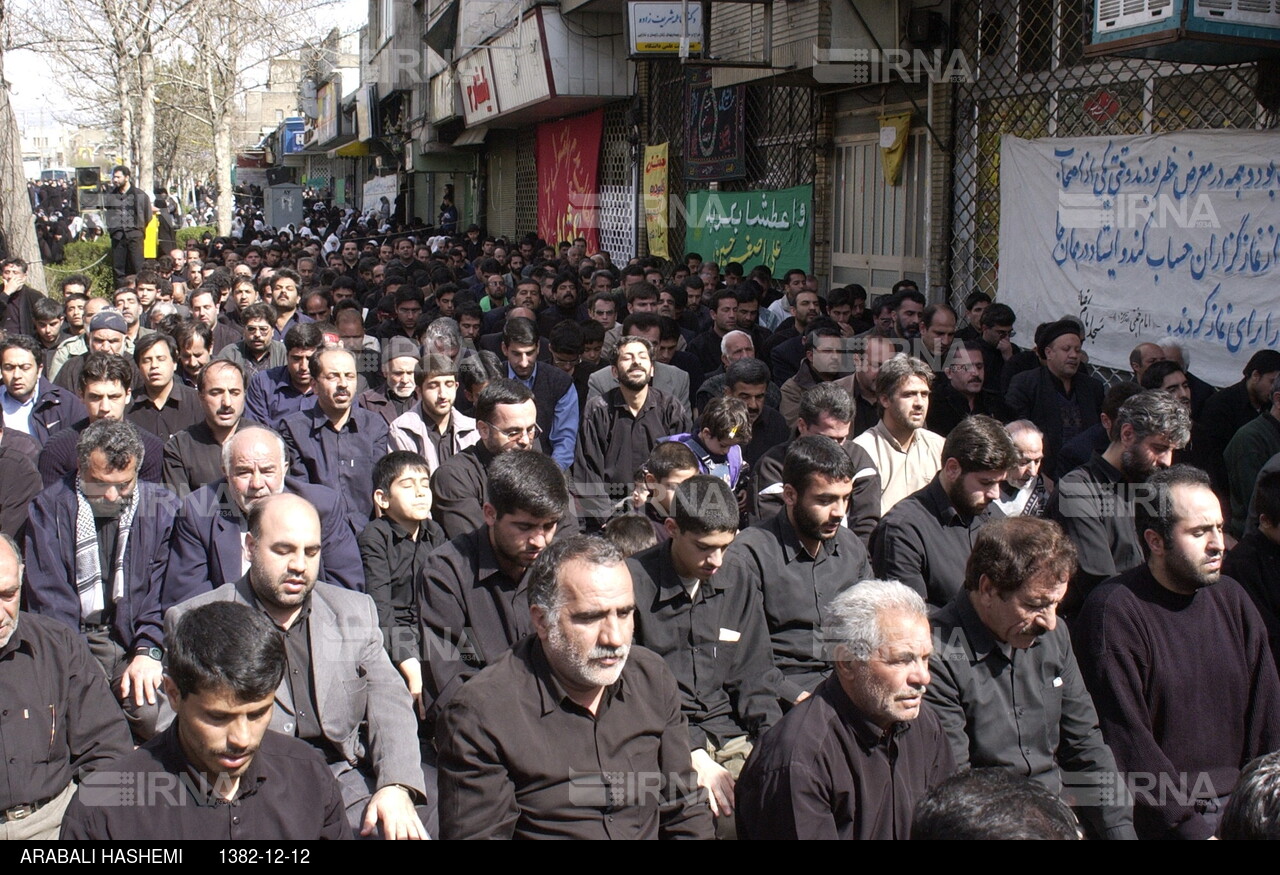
[
  {"xmin": 853, "ymin": 353, "xmax": 945, "ymax": 515},
  {"xmin": 24, "ymin": 419, "xmax": 181, "ymax": 740},
  {"xmin": 436, "ymin": 534, "xmax": 714, "ymax": 840},
  {"xmin": 734, "ymin": 579, "xmax": 954, "ymax": 839},
  {"xmin": 994, "ymin": 420, "xmax": 1049, "ymax": 518},
  {"xmin": 694, "ymin": 330, "xmax": 782, "ymax": 414},
  {"xmin": 1049, "ymin": 390, "xmax": 1191, "ymax": 616},
  {"xmin": 163, "ymin": 424, "xmax": 365, "ymax": 610}
]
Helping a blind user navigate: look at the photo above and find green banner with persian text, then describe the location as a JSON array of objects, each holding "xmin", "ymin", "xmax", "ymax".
[{"xmin": 684, "ymin": 184, "xmax": 812, "ymax": 273}]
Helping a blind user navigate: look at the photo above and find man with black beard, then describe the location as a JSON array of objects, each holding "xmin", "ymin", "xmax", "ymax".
[
  {"xmin": 870, "ymin": 415, "xmax": 1019, "ymax": 608},
  {"xmin": 716, "ymin": 436, "xmax": 872, "ymax": 704},
  {"xmin": 573, "ymin": 336, "xmax": 690, "ymax": 531},
  {"xmin": 1048, "ymin": 390, "xmax": 1190, "ymax": 618},
  {"xmin": 1074, "ymin": 465, "xmax": 1280, "ymax": 839}
]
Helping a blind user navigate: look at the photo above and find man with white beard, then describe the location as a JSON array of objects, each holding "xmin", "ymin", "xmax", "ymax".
[{"xmin": 435, "ymin": 535, "xmax": 714, "ymax": 840}]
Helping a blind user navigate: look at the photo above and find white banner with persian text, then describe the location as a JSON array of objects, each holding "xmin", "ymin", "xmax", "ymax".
[{"xmin": 998, "ymin": 131, "xmax": 1280, "ymax": 388}]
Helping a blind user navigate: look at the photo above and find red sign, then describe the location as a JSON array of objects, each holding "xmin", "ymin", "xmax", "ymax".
[
  {"xmin": 536, "ymin": 109, "xmax": 604, "ymax": 254},
  {"xmin": 458, "ymin": 50, "xmax": 498, "ymax": 124},
  {"xmin": 1084, "ymin": 91, "xmax": 1120, "ymax": 123},
  {"xmin": 466, "ymin": 67, "xmax": 491, "ymax": 114}
]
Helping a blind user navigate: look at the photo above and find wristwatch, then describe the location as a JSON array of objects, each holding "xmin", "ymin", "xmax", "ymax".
[{"xmin": 134, "ymin": 645, "xmax": 164, "ymax": 661}]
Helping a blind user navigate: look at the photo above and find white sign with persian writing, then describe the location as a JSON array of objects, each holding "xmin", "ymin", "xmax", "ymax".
[
  {"xmin": 998, "ymin": 131, "xmax": 1280, "ymax": 388},
  {"xmin": 628, "ymin": 2, "xmax": 702, "ymax": 55},
  {"xmin": 457, "ymin": 49, "xmax": 499, "ymax": 124}
]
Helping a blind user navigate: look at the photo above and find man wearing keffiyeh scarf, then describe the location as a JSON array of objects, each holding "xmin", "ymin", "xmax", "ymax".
[{"xmin": 23, "ymin": 419, "xmax": 182, "ymax": 741}]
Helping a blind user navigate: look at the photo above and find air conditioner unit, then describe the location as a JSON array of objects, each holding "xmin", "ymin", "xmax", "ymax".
[{"xmin": 1088, "ymin": 0, "xmax": 1280, "ymax": 62}]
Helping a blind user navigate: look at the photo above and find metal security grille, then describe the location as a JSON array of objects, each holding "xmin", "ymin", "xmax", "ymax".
[
  {"xmin": 646, "ymin": 60, "xmax": 819, "ymax": 263},
  {"xmin": 597, "ymin": 102, "xmax": 638, "ymax": 262},
  {"xmin": 304, "ymin": 158, "xmax": 333, "ymax": 193},
  {"xmin": 514, "ymin": 128, "xmax": 538, "ymax": 237},
  {"xmin": 946, "ymin": 0, "xmax": 1275, "ymax": 312}
]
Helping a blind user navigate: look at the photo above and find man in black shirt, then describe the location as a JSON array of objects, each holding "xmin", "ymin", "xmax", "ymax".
[
  {"xmin": 751, "ymin": 383, "xmax": 881, "ymax": 541},
  {"xmin": 871, "ymin": 414, "xmax": 1019, "ymax": 607},
  {"xmin": 926, "ymin": 340, "xmax": 1009, "ymax": 437},
  {"xmin": 1073, "ymin": 465, "xmax": 1280, "ymax": 839},
  {"xmin": 717, "ymin": 436, "xmax": 873, "ymax": 703},
  {"xmin": 128, "ymin": 333, "xmax": 203, "ymax": 441},
  {"xmin": 629, "ymin": 476, "xmax": 782, "ymax": 832},
  {"xmin": 735, "ymin": 579, "xmax": 954, "ymax": 839},
  {"xmin": 62, "ymin": 601, "xmax": 349, "ymax": 840},
  {"xmin": 430, "ymin": 378, "xmax": 542, "ymax": 539},
  {"xmin": 1049, "ymin": 390, "xmax": 1190, "ymax": 616},
  {"xmin": 103, "ymin": 166, "xmax": 151, "ymax": 285},
  {"xmin": 0, "ymin": 533, "xmax": 132, "ymax": 839},
  {"xmin": 926, "ymin": 517, "xmax": 1137, "ymax": 839},
  {"xmin": 420, "ymin": 450, "xmax": 570, "ymax": 725},
  {"xmin": 1006, "ymin": 318, "xmax": 1105, "ymax": 478},
  {"xmin": 436, "ymin": 535, "xmax": 714, "ymax": 839},
  {"xmin": 162, "ymin": 359, "xmax": 248, "ymax": 497},
  {"xmin": 574, "ymin": 336, "xmax": 689, "ymax": 530}
]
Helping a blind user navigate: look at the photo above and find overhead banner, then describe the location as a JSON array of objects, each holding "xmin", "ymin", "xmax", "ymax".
[
  {"xmin": 643, "ymin": 143, "xmax": 669, "ymax": 260},
  {"xmin": 999, "ymin": 131, "xmax": 1280, "ymax": 388},
  {"xmin": 536, "ymin": 109, "xmax": 604, "ymax": 252},
  {"xmin": 685, "ymin": 68, "xmax": 745, "ymax": 181},
  {"xmin": 685, "ymin": 184, "xmax": 812, "ymax": 273}
]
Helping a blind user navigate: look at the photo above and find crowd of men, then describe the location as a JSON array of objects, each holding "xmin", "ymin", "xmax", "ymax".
[{"xmin": 3, "ymin": 191, "xmax": 1280, "ymax": 841}]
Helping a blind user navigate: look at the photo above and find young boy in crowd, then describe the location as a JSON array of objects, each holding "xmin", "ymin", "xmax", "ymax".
[{"xmin": 358, "ymin": 451, "xmax": 447, "ymax": 720}]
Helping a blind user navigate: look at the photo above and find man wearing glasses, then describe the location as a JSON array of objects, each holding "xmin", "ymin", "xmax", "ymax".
[
  {"xmin": 926, "ymin": 340, "xmax": 1011, "ymax": 438},
  {"xmin": 431, "ymin": 379, "xmax": 574, "ymax": 539},
  {"xmin": 750, "ymin": 383, "xmax": 881, "ymax": 544}
]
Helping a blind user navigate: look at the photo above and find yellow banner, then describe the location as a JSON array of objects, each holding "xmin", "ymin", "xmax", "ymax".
[
  {"xmin": 643, "ymin": 143, "xmax": 669, "ymax": 260},
  {"xmin": 879, "ymin": 112, "xmax": 912, "ymax": 186}
]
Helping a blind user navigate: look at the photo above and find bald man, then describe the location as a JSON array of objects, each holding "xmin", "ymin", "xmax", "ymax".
[
  {"xmin": 165, "ymin": 493, "xmax": 431, "ymax": 839},
  {"xmin": 163, "ymin": 425, "xmax": 365, "ymax": 611},
  {"xmin": 1129, "ymin": 343, "xmax": 1165, "ymax": 385}
]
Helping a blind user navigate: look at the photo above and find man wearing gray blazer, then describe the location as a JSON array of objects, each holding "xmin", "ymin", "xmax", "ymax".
[{"xmin": 164, "ymin": 493, "xmax": 430, "ymax": 840}]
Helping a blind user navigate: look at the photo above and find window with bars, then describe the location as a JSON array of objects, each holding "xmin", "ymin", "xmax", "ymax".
[{"xmin": 645, "ymin": 60, "xmax": 818, "ymax": 263}]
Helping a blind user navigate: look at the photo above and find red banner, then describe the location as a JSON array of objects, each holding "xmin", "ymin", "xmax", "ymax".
[{"xmin": 536, "ymin": 109, "xmax": 604, "ymax": 253}]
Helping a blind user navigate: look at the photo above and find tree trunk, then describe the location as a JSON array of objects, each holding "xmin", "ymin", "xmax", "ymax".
[
  {"xmin": 137, "ymin": 44, "xmax": 156, "ymax": 195},
  {"xmin": 117, "ymin": 63, "xmax": 135, "ymax": 174},
  {"xmin": 0, "ymin": 6, "xmax": 47, "ymax": 290},
  {"xmin": 215, "ymin": 112, "xmax": 232, "ymax": 235}
]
